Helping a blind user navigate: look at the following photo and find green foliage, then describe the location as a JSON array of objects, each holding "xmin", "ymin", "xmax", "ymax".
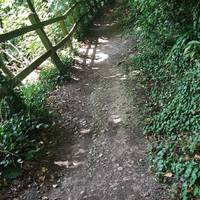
[
  {"xmin": 0, "ymin": 72, "xmax": 25, "ymax": 119},
  {"xmin": 0, "ymin": 66, "xmax": 60, "ymax": 178},
  {"xmin": 127, "ymin": 0, "xmax": 200, "ymax": 198},
  {"xmin": 0, "ymin": 115, "xmax": 34, "ymax": 167},
  {"xmin": 21, "ymin": 67, "xmax": 59, "ymax": 118},
  {"xmin": 0, "ymin": 0, "xmax": 105, "ymax": 178},
  {"xmin": 0, "ymin": 0, "xmax": 103, "ymax": 73}
]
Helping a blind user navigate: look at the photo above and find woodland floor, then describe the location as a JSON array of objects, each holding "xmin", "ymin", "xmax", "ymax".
[{"xmin": 3, "ymin": 1, "xmax": 171, "ymax": 200}]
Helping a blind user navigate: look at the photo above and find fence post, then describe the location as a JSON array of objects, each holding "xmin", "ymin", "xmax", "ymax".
[
  {"xmin": 28, "ymin": 12, "xmax": 67, "ymax": 74},
  {"xmin": 57, "ymin": 12, "xmax": 68, "ymax": 36},
  {"xmin": 57, "ymin": 11, "xmax": 73, "ymax": 52}
]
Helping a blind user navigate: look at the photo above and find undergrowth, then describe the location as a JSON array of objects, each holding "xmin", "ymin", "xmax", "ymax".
[
  {"xmin": 0, "ymin": 57, "xmax": 73, "ymax": 178},
  {"xmin": 0, "ymin": 0, "xmax": 105, "ymax": 180},
  {"xmin": 125, "ymin": 0, "xmax": 200, "ymax": 199},
  {"xmin": 0, "ymin": 0, "xmax": 108, "ymax": 180}
]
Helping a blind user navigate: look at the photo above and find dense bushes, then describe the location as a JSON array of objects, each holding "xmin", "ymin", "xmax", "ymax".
[
  {"xmin": 0, "ymin": 66, "xmax": 59, "ymax": 178},
  {"xmin": 0, "ymin": 56, "xmax": 71, "ymax": 177},
  {"xmin": 0, "ymin": 0, "xmax": 105, "ymax": 177},
  {"xmin": 127, "ymin": 0, "xmax": 200, "ymax": 199}
]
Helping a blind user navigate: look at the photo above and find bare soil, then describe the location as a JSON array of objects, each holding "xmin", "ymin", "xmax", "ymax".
[{"xmin": 3, "ymin": 1, "xmax": 172, "ymax": 199}]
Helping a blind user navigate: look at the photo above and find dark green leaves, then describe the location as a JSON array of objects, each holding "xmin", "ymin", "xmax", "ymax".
[
  {"xmin": 127, "ymin": 0, "xmax": 200, "ymax": 198},
  {"xmin": 2, "ymin": 166, "xmax": 23, "ymax": 179}
]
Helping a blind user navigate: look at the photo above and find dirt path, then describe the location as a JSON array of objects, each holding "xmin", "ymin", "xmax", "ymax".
[{"xmin": 21, "ymin": 1, "xmax": 171, "ymax": 199}]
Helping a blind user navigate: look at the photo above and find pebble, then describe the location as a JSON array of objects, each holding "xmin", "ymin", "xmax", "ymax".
[
  {"xmin": 80, "ymin": 190, "xmax": 85, "ymax": 195},
  {"xmin": 42, "ymin": 196, "xmax": 49, "ymax": 200},
  {"xmin": 52, "ymin": 184, "xmax": 58, "ymax": 188},
  {"xmin": 99, "ymin": 153, "xmax": 103, "ymax": 158},
  {"xmin": 144, "ymin": 191, "xmax": 151, "ymax": 197},
  {"xmin": 117, "ymin": 167, "xmax": 123, "ymax": 171}
]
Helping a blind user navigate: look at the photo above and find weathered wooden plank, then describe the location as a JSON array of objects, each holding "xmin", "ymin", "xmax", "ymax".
[
  {"xmin": 29, "ymin": 14, "xmax": 52, "ymax": 49},
  {"xmin": 0, "ymin": 1, "xmax": 83, "ymax": 43},
  {"xmin": 13, "ymin": 10, "xmax": 90, "ymax": 86},
  {"xmin": 27, "ymin": 0, "xmax": 36, "ymax": 13},
  {"xmin": 29, "ymin": 12, "xmax": 66, "ymax": 74},
  {"xmin": 0, "ymin": 1, "xmax": 104, "ymax": 100},
  {"xmin": 57, "ymin": 11, "xmax": 73, "ymax": 50},
  {"xmin": 13, "ymin": 48, "xmax": 52, "ymax": 86},
  {"xmin": 57, "ymin": 11, "xmax": 68, "ymax": 36}
]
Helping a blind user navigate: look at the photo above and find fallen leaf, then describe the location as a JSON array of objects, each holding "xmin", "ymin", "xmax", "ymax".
[
  {"xmin": 164, "ymin": 172, "xmax": 173, "ymax": 178},
  {"xmin": 194, "ymin": 154, "xmax": 200, "ymax": 160},
  {"xmin": 71, "ymin": 161, "xmax": 84, "ymax": 168},
  {"xmin": 80, "ymin": 128, "xmax": 91, "ymax": 134},
  {"xmin": 54, "ymin": 161, "xmax": 69, "ymax": 168}
]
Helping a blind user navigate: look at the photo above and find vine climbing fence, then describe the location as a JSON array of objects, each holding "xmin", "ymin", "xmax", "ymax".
[{"xmin": 0, "ymin": 0, "xmax": 109, "ymax": 100}]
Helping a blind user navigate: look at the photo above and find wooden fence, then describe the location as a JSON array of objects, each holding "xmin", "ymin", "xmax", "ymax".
[{"xmin": 0, "ymin": 0, "xmax": 109, "ymax": 99}]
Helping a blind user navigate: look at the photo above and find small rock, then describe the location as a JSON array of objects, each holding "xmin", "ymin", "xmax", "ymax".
[
  {"xmin": 80, "ymin": 190, "xmax": 85, "ymax": 195},
  {"xmin": 80, "ymin": 128, "xmax": 91, "ymax": 134},
  {"xmin": 118, "ymin": 167, "xmax": 123, "ymax": 171},
  {"xmin": 52, "ymin": 184, "xmax": 58, "ymax": 188},
  {"xmin": 42, "ymin": 196, "xmax": 49, "ymax": 200},
  {"xmin": 143, "ymin": 191, "xmax": 151, "ymax": 197},
  {"xmin": 99, "ymin": 153, "xmax": 103, "ymax": 158}
]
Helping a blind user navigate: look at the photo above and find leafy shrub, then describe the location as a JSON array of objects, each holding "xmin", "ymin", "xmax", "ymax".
[
  {"xmin": 0, "ymin": 115, "xmax": 33, "ymax": 171},
  {"xmin": 21, "ymin": 67, "xmax": 59, "ymax": 117},
  {"xmin": 126, "ymin": 0, "xmax": 200, "ymax": 199},
  {"xmin": 0, "ymin": 0, "xmax": 105, "ymax": 179},
  {"xmin": 0, "ymin": 66, "xmax": 60, "ymax": 177}
]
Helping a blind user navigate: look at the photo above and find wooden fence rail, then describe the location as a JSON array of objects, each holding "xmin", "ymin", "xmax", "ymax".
[
  {"xmin": 0, "ymin": 0, "xmax": 109, "ymax": 99},
  {"xmin": 0, "ymin": 1, "xmax": 83, "ymax": 43}
]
